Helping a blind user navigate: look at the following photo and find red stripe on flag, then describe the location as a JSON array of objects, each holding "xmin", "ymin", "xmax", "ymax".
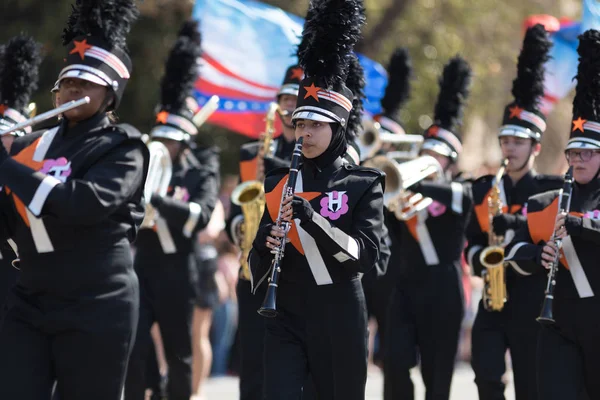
[
  {"xmin": 203, "ymin": 53, "xmax": 279, "ymax": 92},
  {"xmin": 196, "ymin": 79, "xmax": 274, "ymax": 102}
]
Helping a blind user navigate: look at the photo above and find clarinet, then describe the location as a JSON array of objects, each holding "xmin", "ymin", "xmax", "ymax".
[
  {"xmin": 537, "ymin": 166, "xmax": 574, "ymax": 325},
  {"xmin": 257, "ymin": 137, "xmax": 304, "ymax": 318}
]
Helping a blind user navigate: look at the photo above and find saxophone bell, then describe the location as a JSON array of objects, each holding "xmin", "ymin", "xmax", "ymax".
[{"xmin": 480, "ymin": 159, "xmax": 509, "ymax": 312}]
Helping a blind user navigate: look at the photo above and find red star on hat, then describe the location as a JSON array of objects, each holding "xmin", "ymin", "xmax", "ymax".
[
  {"xmin": 508, "ymin": 105, "xmax": 523, "ymax": 119},
  {"xmin": 69, "ymin": 39, "xmax": 93, "ymax": 60},
  {"xmin": 289, "ymin": 67, "xmax": 304, "ymax": 81},
  {"xmin": 427, "ymin": 125, "xmax": 439, "ymax": 137},
  {"xmin": 303, "ymin": 83, "xmax": 321, "ymax": 102},
  {"xmin": 156, "ymin": 111, "xmax": 169, "ymax": 124},
  {"xmin": 572, "ymin": 117, "xmax": 587, "ymax": 132}
]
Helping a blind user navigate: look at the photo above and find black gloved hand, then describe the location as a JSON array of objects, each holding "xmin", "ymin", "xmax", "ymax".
[
  {"xmin": 252, "ymin": 222, "xmax": 274, "ymax": 255},
  {"xmin": 492, "ymin": 214, "xmax": 519, "ymax": 236},
  {"xmin": 291, "ymin": 195, "xmax": 314, "ymax": 224},
  {"xmin": 150, "ymin": 193, "xmax": 164, "ymax": 208}
]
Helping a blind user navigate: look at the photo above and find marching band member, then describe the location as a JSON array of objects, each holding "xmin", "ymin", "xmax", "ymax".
[
  {"xmin": 0, "ymin": 1, "xmax": 150, "ymax": 398},
  {"xmin": 124, "ymin": 20, "xmax": 220, "ymax": 400},
  {"xmin": 465, "ymin": 24, "xmax": 562, "ymax": 400},
  {"xmin": 383, "ymin": 55, "xmax": 473, "ymax": 400},
  {"xmin": 226, "ymin": 61, "xmax": 302, "ymax": 400},
  {"xmin": 504, "ymin": 29, "xmax": 600, "ymax": 400},
  {"xmin": 360, "ymin": 47, "xmax": 412, "ymax": 368},
  {"xmin": 248, "ymin": 0, "xmax": 385, "ymax": 398},
  {"xmin": 0, "ymin": 35, "xmax": 41, "ymax": 322}
]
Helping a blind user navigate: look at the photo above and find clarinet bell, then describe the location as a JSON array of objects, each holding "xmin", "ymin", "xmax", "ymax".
[
  {"xmin": 536, "ymin": 295, "xmax": 555, "ymax": 325},
  {"xmin": 258, "ymin": 280, "xmax": 278, "ymax": 318}
]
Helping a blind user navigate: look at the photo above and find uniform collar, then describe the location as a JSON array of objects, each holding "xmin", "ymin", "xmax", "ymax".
[
  {"xmin": 60, "ymin": 113, "xmax": 110, "ymax": 138},
  {"xmin": 302, "ymin": 156, "xmax": 344, "ymax": 179}
]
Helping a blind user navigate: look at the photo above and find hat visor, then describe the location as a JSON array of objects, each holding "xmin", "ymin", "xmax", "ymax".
[
  {"xmin": 150, "ymin": 125, "xmax": 190, "ymax": 142},
  {"xmin": 292, "ymin": 110, "xmax": 337, "ymax": 123},
  {"xmin": 565, "ymin": 138, "xmax": 600, "ymax": 151},
  {"xmin": 421, "ymin": 139, "xmax": 453, "ymax": 158},
  {"xmin": 58, "ymin": 70, "xmax": 109, "ymax": 87},
  {"xmin": 498, "ymin": 125, "xmax": 539, "ymax": 140},
  {"xmin": 277, "ymin": 87, "xmax": 299, "ymax": 97}
]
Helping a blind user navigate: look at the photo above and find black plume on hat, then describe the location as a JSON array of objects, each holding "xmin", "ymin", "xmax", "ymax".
[
  {"xmin": 499, "ymin": 24, "xmax": 551, "ymax": 141},
  {"xmin": 298, "ymin": 0, "xmax": 365, "ymax": 87},
  {"xmin": 511, "ymin": 24, "xmax": 550, "ymax": 112},
  {"xmin": 432, "ymin": 56, "xmax": 472, "ymax": 135},
  {"xmin": 159, "ymin": 19, "xmax": 202, "ymax": 117},
  {"xmin": 566, "ymin": 29, "xmax": 600, "ymax": 150},
  {"xmin": 381, "ymin": 47, "xmax": 411, "ymax": 121},
  {"xmin": 151, "ymin": 19, "xmax": 203, "ymax": 142},
  {"xmin": 345, "ymin": 53, "xmax": 365, "ymax": 140},
  {"xmin": 62, "ymin": 0, "xmax": 138, "ymax": 51},
  {"xmin": 0, "ymin": 35, "xmax": 42, "ymax": 113}
]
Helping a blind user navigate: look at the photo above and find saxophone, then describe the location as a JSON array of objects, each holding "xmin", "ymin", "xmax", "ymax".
[
  {"xmin": 480, "ymin": 159, "xmax": 509, "ymax": 311},
  {"xmin": 231, "ymin": 102, "xmax": 280, "ymax": 280}
]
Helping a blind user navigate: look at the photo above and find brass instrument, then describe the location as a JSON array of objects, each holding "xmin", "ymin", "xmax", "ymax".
[
  {"xmin": 480, "ymin": 159, "xmax": 509, "ymax": 311},
  {"xmin": 26, "ymin": 102, "xmax": 37, "ymax": 117},
  {"xmin": 363, "ymin": 155, "xmax": 443, "ymax": 220},
  {"xmin": 141, "ymin": 141, "xmax": 173, "ymax": 228},
  {"xmin": 192, "ymin": 95, "xmax": 220, "ymax": 128},
  {"xmin": 231, "ymin": 102, "xmax": 280, "ymax": 279},
  {"xmin": 358, "ymin": 119, "xmax": 423, "ymax": 161},
  {"xmin": 0, "ymin": 97, "xmax": 90, "ymax": 136}
]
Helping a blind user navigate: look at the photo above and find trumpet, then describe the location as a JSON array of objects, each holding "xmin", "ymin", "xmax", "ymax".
[
  {"xmin": 537, "ymin": 166, "xmax": 574, "ymax": 324},
  {"xmin": 141, "ymin": 141, "xmax": 173, "ymax": 228},
  {"xmin": 363, "ymin": 155, "xmax": 443, "ymax": 220},
  {"xmin": 358, "ymin": 119, "xmax": 423, "ymax": 161},
  {"xmin": 0, "ymin": 97, "xmax": 90, "ymax": 136}
]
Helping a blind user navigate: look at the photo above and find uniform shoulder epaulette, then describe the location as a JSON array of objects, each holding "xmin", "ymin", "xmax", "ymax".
[
  {"xmin": 526, "ymin": 189, "xmax": 560, "ymax": 213},
  {"xmin": 12, "ymin": 129, "xmax": 46, "ymax": 154},
  {"xmin": 240, "ymin": 141, "xmax": 260, "ymax": 160},
  {"xmin": 533, "ymin": 174, "xmax": 564, "ymax": 191},
  {"xmin": 263, "ymin": 166, "xmax": 289, "ymax": 192},
  {"xmin": 345, "ymin": 164, "xmax": 386, "ymax": 191},
  {"xmin": 115, "ymin": 123, "xmax": 143, "ymax": 140}
]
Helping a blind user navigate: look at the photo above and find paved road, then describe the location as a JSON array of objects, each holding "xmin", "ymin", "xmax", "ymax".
[{"xmin": 204, "ymin": 362, "xmax": 516, "ymax": 399}]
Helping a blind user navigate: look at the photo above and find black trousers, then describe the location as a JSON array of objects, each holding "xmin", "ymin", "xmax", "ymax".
[
  {"xmin": 125, "ymin": 256, "xmax": 195, "ymax": 400},
  {"xmin": 384, "ymin": 265, "xmax": 464, "ymax": 400},
  {"xmin": 471, "ymin": 276, "xmax": 544, "ymax": 400},
  {"xmin": 0, "ymin": 259, "xmax": 18, "ymax": 325},
  {"xmin": 263, "ymin": 277, "xmax": 368, "ymax": 400},
  {"xmin": 537, "ymin": 297, "xmax": 600, "ymax": 400},
  {"xmin": 362, "ymin": 272, "xmax": 395, "ymax": 365},
  {"xmin": 0, "ymin": 277, "xmax": 139, "ymax": 400},
  {"xmin": 237, "ymin": 278, "xmax": 267, "ymax": 400}
]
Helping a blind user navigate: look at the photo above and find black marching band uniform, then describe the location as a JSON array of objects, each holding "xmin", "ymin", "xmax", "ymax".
[
  {"xmin": 226, "ymin": 63, "xmax": 303, "ymax": 400},
  {"xmin": 360, "ymin": 47, "xmax": 412, "ymax": 368},
  {"xmin": 464, "ymin": 24, "xmax": 562, "ymax": 400},
  {"xmin": 125, "ymin": 20, "xmax": 220, "ymax": 400},
  {"xmin": 505, "ymin": 29, "xmax": 600, "ymax": 400},
  {"xmin": 383, "ymin": 56, "xmax": 473, "ymax": 400},
  {"xmin": 0, "ymin": 35, "xmax": 41, "ymax": 323},
  {"xmin": 248, "ymin": 0, "xmax": 385, "ymax": 398},
  {"xmin": 0, "ymin": 1, "xmax": 150, "ymax": 399}
]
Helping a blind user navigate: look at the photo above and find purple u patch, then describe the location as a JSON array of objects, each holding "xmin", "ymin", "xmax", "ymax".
[
  {"xmin": 320, "ymin": 191, "xmax": 349, "ymax": 220},
  {"xmin": 40, "ymin": 157, "xmax": 72, "ymax": 183}
]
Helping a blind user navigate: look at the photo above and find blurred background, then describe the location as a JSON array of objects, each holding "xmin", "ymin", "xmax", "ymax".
[{"xmin": 0, "ymin": 0, "xmax": 589, "ymax": 178}]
